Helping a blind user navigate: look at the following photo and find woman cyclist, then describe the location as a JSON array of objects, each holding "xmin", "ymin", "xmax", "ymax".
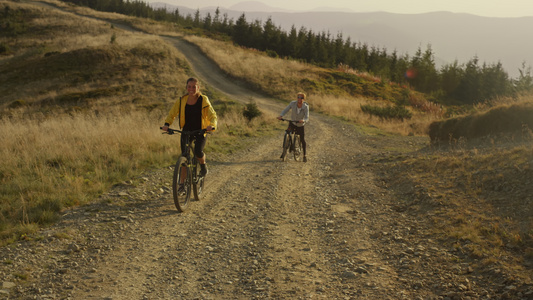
[
  {"xmin": 161, "ymin": 77, "xmax": 217, "ymax": 181},
  {"xmin": 277, "ymin": 92, "xmax": 309, "ymax": 162}
]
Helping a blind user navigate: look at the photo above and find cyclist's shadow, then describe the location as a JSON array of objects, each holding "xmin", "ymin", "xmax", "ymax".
[{"xmin": 211, "ymin": 159, "xmax": 288, "ymax": 166}]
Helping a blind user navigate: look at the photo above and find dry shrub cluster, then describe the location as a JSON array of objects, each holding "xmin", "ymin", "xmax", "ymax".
[
  {"xmin": 429, "ymin": 97, "xmax": 533, "ymax": 143},
  {"xmin": 408, "ymin": 91, "xmax": 444, "ymax": 117}
]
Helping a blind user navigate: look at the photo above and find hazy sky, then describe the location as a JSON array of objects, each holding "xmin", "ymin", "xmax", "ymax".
[{"xmin": 148, "ymin": 0, "xmax": 533, "ymax": 18}]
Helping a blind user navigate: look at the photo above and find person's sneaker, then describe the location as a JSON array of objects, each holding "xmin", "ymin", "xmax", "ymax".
[
  {"xmin": 200, "ymin": 164, "xmax": 208, "ymax": 177},
  {"xmin": 303, "ymin": 156, "xmax": 307, "ymax": 162}
]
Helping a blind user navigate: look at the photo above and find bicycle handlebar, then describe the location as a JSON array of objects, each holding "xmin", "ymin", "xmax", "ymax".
[
  {"xmin": 160, "ymin": 127, "xmax": 214, "ymax": 135},
  {"xmin": 280, "ymin": 118, "xmax": 297, "ymax": 122},
  {"xmin": 280, "ymin": 118, "xmax": 304, "ymax": 125}
]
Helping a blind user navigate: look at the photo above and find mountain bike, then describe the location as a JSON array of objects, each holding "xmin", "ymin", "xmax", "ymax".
[
  {"xmin": 280, "ymin": 118, "xmax": 303, "ymax": 162},
  {"xmin": 161, "ymin": 127, "xmax": 209, "ymax": 212}
]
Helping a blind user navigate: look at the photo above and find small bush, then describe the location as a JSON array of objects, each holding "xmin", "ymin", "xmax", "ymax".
[
  {"xmin": 361, "ymin": 104, "xmax": 412, "ymax": 121},
  {"xmin": 243, "ymin": 101, "xmax": 262, "ymax": 121},
  {"xmin": 8, "ymin": 99, "xmax": 26, "ymax": 108},
  {"xmin": 265, "ymin": 49, "xmax": 278, "ymax": 58},
  {"xmin": 0, "ymin": 42, "xmax": 10, "ymax": 54}
]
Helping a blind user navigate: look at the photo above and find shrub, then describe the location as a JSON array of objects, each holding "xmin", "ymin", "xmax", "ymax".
[
  {"xmin": 8, "ymin": 99, "xmax": 26, "ymax": 108},
  {"xmin": 0, "ymin": 43, "xmax": 10, "ymax": 54},
  {"xmin": 110, "ymin": 33, "xmax": 117, "ymax": 44},
  {"xmin": 360, "ymin": 104, "xmax": 412, "ymax": 121},
  {"xmin": 429, "ymin": 103, "xmax": 533, "ymax": 142},
  {"xmin": 265, "ymin": 49, "xmax": 278, "ymax": 58},
  {"xmin": 242, "ymin": 101, "xmax": 262, "ymax": 121}
]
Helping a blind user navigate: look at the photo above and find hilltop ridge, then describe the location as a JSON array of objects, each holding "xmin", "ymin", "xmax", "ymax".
[{"xmin": 150, "ymin": 1, "xmax": 533, "ymax": 78}]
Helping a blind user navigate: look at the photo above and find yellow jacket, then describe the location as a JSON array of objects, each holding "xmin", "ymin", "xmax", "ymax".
[{"xmin": 164, "ymin": 94, "xmax": 218, "ymax": 131}]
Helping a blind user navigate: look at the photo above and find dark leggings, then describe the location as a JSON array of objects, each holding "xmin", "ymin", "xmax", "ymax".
[
  {"xmin": 288, "ymin": 123, "xmax": 306, "ymax": 156},
  {"xmin": 181, "ymin": 133, "xmax": 207, "ymax": 159}
]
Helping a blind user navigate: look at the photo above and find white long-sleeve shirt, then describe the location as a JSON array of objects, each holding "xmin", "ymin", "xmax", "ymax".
[{"xmin": 280, "ymin": 101, "xmax": 309, "ymax": 127}]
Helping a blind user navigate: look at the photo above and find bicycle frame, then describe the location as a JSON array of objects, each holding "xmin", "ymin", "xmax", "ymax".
[
  {"xmin": 280, "ymin": 119, "xmax": 303, "ymax": 162},
  {"xmin": 162, "ymin": 127, "xmax": 207, "ymax": 212}
]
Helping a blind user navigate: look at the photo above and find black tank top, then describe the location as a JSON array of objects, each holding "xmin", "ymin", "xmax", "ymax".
[{"xmin": 184, "ymin": 96, "xmax": 202, "ymax": 131}]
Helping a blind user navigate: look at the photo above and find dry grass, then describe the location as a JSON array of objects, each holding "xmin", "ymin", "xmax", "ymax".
[
  {"xmin": 184, "ymin": 35, "xmax": 441, "ymax": 136},
  {"xmin": 0, "ymin": 0, "xmax": 189, "ymax": 110},
  {"xmin": 3, "ymin": 3, "xmax": 532, "ymax": 281},
  {"xmin": 383, "ymin": 137, "xmax": 533, "ymax": 280},
  {"xmin": 0, "ymin": 1, "xmax": 278, "ymax": 245},
  {"xmin": 184, "ymin": 35, "xmax": 318, "ymax": 99},
  {"xmin": 35, "ymin": 0, "xmax": 184, "ymax": 36},
  {"xmin": 0, "ymin": 108, "xmax": 166, "ymax": 241},
  {"xmin": 379, "ymin": 92, "xmax": 533, "ymax": 281},
  {"xmin": 1, "ymin": 1, "xmax": 113, "ymax": 50},
  {"xmin": 0, "ymin": 101, "xmax": 276, "ymax": 245},
  {"xmin": 429, "ymin": 95, "xmax": 533, "ymax": 143},
  {"xmin": 1, "ymin": 33, "xmax": 189, "ymax": 107}
]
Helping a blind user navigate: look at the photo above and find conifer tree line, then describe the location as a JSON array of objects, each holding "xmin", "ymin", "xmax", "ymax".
[{"xmin": 63, "ymin": 0, "xmax": 533, "ymax": 105}]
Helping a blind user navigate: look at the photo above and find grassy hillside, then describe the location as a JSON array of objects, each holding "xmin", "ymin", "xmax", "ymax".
[
  {"xmin": 0, "ymin": 0, "xmax": 277, "ymax": 244},
  {"xmin": 0, "ymin": 1, "xmax": 187, "ymax": 111}
]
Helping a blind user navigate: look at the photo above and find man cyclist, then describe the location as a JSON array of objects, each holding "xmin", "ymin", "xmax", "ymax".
[{"xmin": 277, "ymin": 92, "xmax": 309, "ymax": 162}]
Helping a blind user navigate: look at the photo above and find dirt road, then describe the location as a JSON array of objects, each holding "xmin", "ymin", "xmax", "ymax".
[
  {"xmin": 0, "ymin": 108, "xmax": 432, "ymax": 299},
  {"xmin": 3, "ymin": 2, "xmax": 529, "ymax": 299}
]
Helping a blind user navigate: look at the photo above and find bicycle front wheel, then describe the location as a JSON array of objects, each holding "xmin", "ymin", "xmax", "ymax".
[
  {"xmin": 293, "ymin": 134, "xmax": 302, "ymax": 161},
  {"xmin": 172, "ymin": 156, "xmax": 192, "ymax": 212},
  {"xmin": 192, "ymin": 157, "xmax": 204, "ymax": 201},
  {"xmin": 281, "ymin": 132, "xmax": 290, "ymax": 161}
]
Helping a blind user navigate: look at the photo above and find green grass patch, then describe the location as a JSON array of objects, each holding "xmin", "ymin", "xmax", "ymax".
[{"xmin": 361, "ymin": 104, "xmax": 412, "ymax": 120}]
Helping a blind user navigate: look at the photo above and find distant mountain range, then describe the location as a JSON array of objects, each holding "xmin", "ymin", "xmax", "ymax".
[{"xmin": 150, "ymin": 1, "xmax": 533, "ymax": 78}]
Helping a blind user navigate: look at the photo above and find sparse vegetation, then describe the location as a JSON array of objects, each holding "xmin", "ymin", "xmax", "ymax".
[
  {"xmin": 1, "ymin": 0, "xmax": 532, "ymax": 287},
  {"xmin": 360, "ymin": 103, "xmax": 412, "ymax": 121},
  {"xmin": 383, "ymin": 142, "xmax": 533, "ymax": 280},
  {"xmin": 242, "ymin": 101, "xmax": 262, "ymax": 122},
  {"xmin": 0, "ymin": 1, "xmax": 276, "ymax": 245},
  {"xmin": 429, "ymin": 96, "xmax": 533, "ymax": 142},
  {"xmin": 183, "ymin": 34, "xmax": 436, "ymax": 135}
]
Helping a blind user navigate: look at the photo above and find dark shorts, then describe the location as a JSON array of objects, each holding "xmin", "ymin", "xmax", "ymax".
[
  {"xmin": 181, "ymin": 133, "xmax": 207, "ymax": 158},
  {"xmin": 287, "ymin": 122, "xmax": 305, "ymax": 137}
]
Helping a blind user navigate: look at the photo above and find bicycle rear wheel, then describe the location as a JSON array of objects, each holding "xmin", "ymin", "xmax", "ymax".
[
  {"xmin": 293, "ymin": 134, "xmax": 302, "ymax": 161},
  {"xmin": 172, "ymin": 156, "xmax": 192, "ymax": 212},
  {"xmin": 192, "ymin": 157, "xmax": 204, "ymax": 201},
  {"xmin": 281, "ymin": 132, "xmax": 290, "ymax": 161}
]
